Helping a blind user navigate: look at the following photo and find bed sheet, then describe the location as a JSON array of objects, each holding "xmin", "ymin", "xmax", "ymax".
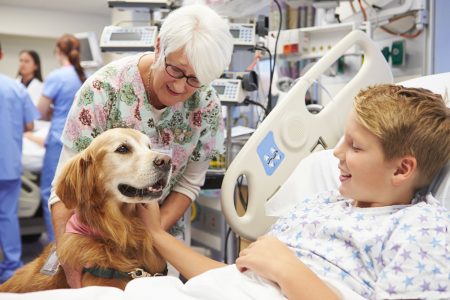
[{"xmin": 22, "ymin": 120, "xmax": 49, "ymax": 173}]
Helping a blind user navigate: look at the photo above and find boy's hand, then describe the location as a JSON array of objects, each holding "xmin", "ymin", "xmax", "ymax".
[
  {"xmin": 235, "ymin": 236, "xmax": 297, "ymax": 284},
  {"xmin": 136, "ymin": 201, "xmax": 163, "ymax": 234}
]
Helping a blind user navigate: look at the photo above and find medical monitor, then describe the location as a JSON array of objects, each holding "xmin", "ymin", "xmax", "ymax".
[{"xmin": 74, "ymin": 32, "xmax": 103, "ymax": 69}]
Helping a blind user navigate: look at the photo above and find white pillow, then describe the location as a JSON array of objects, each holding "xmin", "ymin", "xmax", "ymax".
[
  {"xmin": 428, "ymin": 161, "xmax": 450, "ymax": 209},
  {"xmin": 265, "ymin": 149, "xmax": 450, "ymax": 217},
  {"xmin": 265, "ymin": 149, "xmax": 339, "ymax": 217}
]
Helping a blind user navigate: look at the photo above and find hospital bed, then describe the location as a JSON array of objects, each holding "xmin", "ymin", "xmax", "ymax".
[{"xmin": 1, "ymin": 30, "xmax": 449, "ymax": 299}]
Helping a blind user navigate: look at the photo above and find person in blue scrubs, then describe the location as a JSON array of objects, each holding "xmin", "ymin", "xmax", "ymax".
[
  {"xmin": 36, "ymin": 34, "xmax": 85, "ymax": 242},
  {"xmin": 0, "ymin": 42, "xmax": 40, "ymax": 283}
]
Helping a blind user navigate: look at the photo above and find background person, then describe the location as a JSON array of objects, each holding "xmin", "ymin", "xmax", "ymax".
[
  {"xmin": 37, "ymin": 34, "xmax": 86, "ymax": 243},
  {"xmin": 49, "ymin": 4, "xmax": 233, "ymax": 288},
  {"xmin": 0, "ymin": 42, "xmax": 40, "ymax": 283},
  {"xmin": 16, "ymin": 50, "xmax": 44, "ymax": 106},
  {"xmin": 138, "ymin": 84, "xmax": 450, "ymax": 300},
  {"xmin": 17, "ymin": 50, "xmax": 49, "ymax": 171}
]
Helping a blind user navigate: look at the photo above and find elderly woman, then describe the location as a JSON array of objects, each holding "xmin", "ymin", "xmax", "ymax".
[{"xmin": 49, "ymin": 4, "xmax": 233, "ymax": 287}]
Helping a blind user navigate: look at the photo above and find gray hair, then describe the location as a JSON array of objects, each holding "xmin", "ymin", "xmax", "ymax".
[{"xmin": 155, "ymin": 4, "xmax": 234, "ymax": 85}]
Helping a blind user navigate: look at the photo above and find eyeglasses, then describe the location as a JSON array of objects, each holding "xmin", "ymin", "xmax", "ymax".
[{"xmin": 164, "ymin": 57, "xmax": 202, "ymax": 88}]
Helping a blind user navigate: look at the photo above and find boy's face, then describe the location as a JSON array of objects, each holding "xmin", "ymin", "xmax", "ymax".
[{"xmin": 333, "ymin": 111, "xmax": 400, "ymax": 207}]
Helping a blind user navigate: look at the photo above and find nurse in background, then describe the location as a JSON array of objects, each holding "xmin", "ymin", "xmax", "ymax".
[
  {"xmin": 37, "ymin": 34, "xmax": 85, "ymax": 242},
  {"xmin": 0, "ymin": 41, "xmax": 40, "ymax": 283},
  {"xmin": 18, "ymin": 50, "xmax": 48, "ymax": 169},
  {"xmin": 16, "ymin": 50, "xmax": 44, "ymax": 106}
]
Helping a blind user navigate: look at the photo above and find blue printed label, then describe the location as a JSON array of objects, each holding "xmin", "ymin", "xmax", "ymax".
[{"xmin": 257, "ymin": 131, "xmax": 285, "ymax": 176}]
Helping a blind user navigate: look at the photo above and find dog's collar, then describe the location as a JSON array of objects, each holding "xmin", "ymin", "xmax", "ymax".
[{"xmin": 83, "ymin": 266, "xmax": 168, "ymax": 279}]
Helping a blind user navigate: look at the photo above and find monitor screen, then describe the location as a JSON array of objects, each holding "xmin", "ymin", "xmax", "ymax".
[
  {"xmin": 78, "ymin": 37, "xmax": 94, "ymax": 62},
  {"xmin": 74, "ymin": 32, "xmax": 103, "ymax": 69},
  {"xmin": 230, "ymin": 29, "xmax": 240, "ymax": 38},
  {"xmin": 110, "ymin": 32, "xmax": 142, "ymax": 41},
  {"xmin": 212, "ymin": 85, "xmax": 226, "ymax": 95}
]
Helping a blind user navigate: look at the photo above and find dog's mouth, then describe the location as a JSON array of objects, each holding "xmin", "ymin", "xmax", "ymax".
[{"xmin": 118, "ymin": 178, "xmax": 167, "ymax": 199}]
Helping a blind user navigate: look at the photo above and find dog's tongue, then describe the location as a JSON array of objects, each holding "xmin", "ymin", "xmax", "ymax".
[{"xmin": 149, "ymin": 179, "xmax": 165, "ymax": 192}]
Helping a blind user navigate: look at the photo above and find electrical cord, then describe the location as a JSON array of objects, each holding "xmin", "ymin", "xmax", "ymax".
[
  {"xmin": 357, "ymin": 0, "xmax": 367, "ymax": 21},
  {"xmin": 267, "ymin": 0, "xmax": 282, "ymax": 115},
  {"xmin": 223, "ymin": 175, "xmax": 249, "ymax": 263},
  {"xmin": 243, "ymin": 97, "xmax": 269, "ymax": 117},
  {"xmin": 237, "ymin": 175, "xmax": 248, "ymax": 211},
  {"xmin": 349, "ymin": 0, "xmax": 356, "ymax": 14},
  {"xmin": 251, "ymin": 45, "xmax": 272, "ymax": 123},
  {"xmin": 381, "ymin": 24, "xmax": 422, "ymax": 38},
  {"xmin": 380, "ymin": 12, "xmax": 423, "ymax": 38},
  {"xmin": 223, "ymin": 175, "xmax": 248, "ymax": 263},
  {"xmin": 223, "ymin": 227, "xmax": 233, "ymax": 263}
]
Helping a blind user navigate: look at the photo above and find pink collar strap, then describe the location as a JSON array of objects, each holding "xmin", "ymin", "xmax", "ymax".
[{"xmin": 66, "ymin": 213, "xmax": 101, "ymax": 237}]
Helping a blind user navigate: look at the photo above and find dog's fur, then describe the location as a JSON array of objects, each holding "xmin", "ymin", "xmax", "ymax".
[{"xmin": 0, "ymin": 128, "xmax": 171, "ymax": 292}]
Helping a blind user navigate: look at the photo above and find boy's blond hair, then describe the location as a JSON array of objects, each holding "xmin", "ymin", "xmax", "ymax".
[{"xmin": 354, "ymin": 84, "xmax": 450, "ymax": 188}]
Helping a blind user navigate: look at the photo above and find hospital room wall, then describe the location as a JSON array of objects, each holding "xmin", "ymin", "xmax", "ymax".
[
  {"xmin": 0, "ymin": 34, "xmax": 60, "ymax": 79},
  {"xmin": 431, "ymin": 0, "xmax": 450, "ymax": 74},
  {"xmin": 0, "ymin": 4, "xmax": 110, "ymax": 78}
]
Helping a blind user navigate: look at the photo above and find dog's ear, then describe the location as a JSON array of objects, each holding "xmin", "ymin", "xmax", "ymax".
[{"xmin": 55, "ymin": 150, "xmax": 96, "ymax": 210}]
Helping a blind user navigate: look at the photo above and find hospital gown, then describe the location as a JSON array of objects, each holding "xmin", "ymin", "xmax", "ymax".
[{"xmin": 269, "ymin": 190, "xmax": 450, "ymax": 300}]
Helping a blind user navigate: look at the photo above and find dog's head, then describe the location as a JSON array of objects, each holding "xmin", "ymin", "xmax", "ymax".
[{"xmin": 55, "ymin": 128, "xmax": 172, "ymax": 210}]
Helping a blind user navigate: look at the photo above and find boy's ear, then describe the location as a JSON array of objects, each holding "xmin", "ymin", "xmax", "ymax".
[{"xmin": 392, "ymin": 155, "xmax": 417, "ymax": 186}]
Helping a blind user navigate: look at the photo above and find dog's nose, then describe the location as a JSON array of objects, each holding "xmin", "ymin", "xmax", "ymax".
[{"xmin": 153, "ymin": 154, "xmax": 172, "ymax": 171}]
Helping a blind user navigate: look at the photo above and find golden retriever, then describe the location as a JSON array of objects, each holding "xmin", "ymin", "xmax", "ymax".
[{"xmin": 0, "ymin": 128, "xmax": 171, "ymax": 292}]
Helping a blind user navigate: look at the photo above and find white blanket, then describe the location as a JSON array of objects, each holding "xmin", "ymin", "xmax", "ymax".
[
  {"xmin": 0, "ymin": 265, "xmax": 370, "ymax": 300},
  {"xmin": 0, "ymin": 266, "xmax": 284, "ymax": 300}
]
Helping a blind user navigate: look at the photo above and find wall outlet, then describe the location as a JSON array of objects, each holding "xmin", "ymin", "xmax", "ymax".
[{"xmin": 391, "ymin": 40, "xmax": 405, "ymax": 66}]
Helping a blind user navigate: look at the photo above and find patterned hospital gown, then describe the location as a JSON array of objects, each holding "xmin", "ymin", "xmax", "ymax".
[
  {"xmin": 269, "ymin": 190, "xmax": 449, "ymax": 299},
  {"xmin": 61, "ymin": 53, "xmax": 224, "ymax": 234}
]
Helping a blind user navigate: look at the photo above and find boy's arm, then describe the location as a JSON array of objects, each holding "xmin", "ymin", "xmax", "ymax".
[
  {"xmin": 138, "ymin": 202, "xmax": 226, "ymax": 279},
  {"xmin": 236, "ymin": 236, "xmax": 340, "ymax": 300},
  {"xmin": 159, "ymin": 191, "xmax": 191, "ymax": 231}
]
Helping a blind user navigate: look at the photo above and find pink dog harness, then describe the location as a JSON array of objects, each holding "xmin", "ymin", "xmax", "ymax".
[{"xmin": 66, "ymin": 214, "xmax": 101, "ymax": 237}]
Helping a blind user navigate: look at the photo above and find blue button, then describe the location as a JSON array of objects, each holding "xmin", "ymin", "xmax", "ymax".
[{"xmin": 257, "ymin": 131, "xmax": 284, "ymax": 176}]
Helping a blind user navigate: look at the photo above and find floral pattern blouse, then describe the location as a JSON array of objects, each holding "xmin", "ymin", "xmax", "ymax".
[{"xmin": 61, "ymin": 53, "xmax": 225, "ymax": 201}]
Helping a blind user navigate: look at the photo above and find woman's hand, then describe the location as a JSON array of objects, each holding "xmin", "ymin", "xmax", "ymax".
[
  {"xmin": 136, "ymin": 201, "xmax": 163, "ymax": 235},
  {"xmin": 235, "ymin": 236, "xmax": 297, "ymax": 284}
]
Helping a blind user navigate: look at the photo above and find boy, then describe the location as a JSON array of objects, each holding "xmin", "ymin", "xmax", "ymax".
[{"xmin": 140, "ymin": 84, "xmax": 449, "ymax": 299}]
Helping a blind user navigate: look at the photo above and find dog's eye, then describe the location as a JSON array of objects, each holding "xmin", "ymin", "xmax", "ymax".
[{"xmin": 115, "ymin": 144, "xmax": 130, "ymax": 154}]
